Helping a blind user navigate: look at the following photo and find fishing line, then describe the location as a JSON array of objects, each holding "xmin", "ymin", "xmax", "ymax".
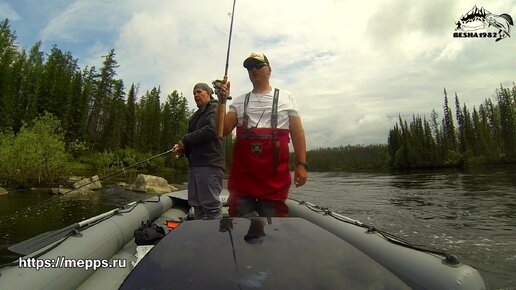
[
  {"xmin": 0, "ymin": 149, "xmax": 173, "ymax": 224},
  {"xmin": 224, "ymin": 0, "xmax": 237, "ymax": 80}
]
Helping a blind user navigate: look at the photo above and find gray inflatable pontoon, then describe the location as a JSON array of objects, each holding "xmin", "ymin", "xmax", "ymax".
[{"xmin": 0, "ymin": 189, "xmax": 486, "ymax": 290}]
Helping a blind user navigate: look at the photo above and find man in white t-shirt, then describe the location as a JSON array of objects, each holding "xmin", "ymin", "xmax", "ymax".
[{"xmin": 216, "ymin": 52, "xmax": 307, "ymax": 217}]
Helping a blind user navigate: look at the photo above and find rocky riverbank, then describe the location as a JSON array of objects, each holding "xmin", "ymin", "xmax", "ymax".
[{"xmin": 0, "ymin": 174, "xmax": 178, "ymax": 196}]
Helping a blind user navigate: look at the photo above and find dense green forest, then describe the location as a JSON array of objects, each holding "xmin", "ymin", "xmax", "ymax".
[
  {"xmin": 0, "ymin": 18, "xmax": 236, "ymax": 186},
  {"xmin": 388, "ymin": 86, "xmax": 516, "ymax": 169},
  {"xmin": 0, "ymin": 19, "xmax": 197, "ymax": 185},
  {"xmin": 0, "ymin": 19, "xmax": 190, "ymax": 154}
]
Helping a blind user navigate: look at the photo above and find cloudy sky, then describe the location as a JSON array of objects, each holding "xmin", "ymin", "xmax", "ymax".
[{"xmin": 1, "ymin": 0, "xmax": 515, "ymax": 149}]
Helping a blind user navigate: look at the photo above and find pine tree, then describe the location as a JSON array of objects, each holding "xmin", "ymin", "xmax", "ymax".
[
  {"xmin": 102, "ymin": 80, "xmax": 126, "ymax": 149},
  {"xmin": 462, "ymin": 104, "xmax": 475, "ymax": 157},
  {"xmin": 485, "ymin": 98, "xmax": 502, "ymax": 159},
  {"xmin": 41, "ymin": 46, "xmax": 78, "ymax": 125},
  {"xmin": 161, "ymin": 100, "xmax": 174, "ymax": 152},
  {"xmin": 167, "ymin": 90, "xmax": 189, "ymax": 144},
  {"xmin": 66, "ymin": 71, "xmax": 87, "ymax": 143},
  {"xmin": 124, "ymin": 83, "xmax": 137, "ymax": 148},
  {"xmin": 430, "ymin": 109, "xmax": 443, "ymax": 163},
  {"xmin": 497, "ymin": 86, "xmax": 516, "ymax": 159},
  {"xmin": 9, "ymin": 47, "xmax": 26, "ymax": 132},
  {"xmin": 0, "ymin": 19, "xmax": 19, "ymax": 132},
  {"xmin": 423, "ymin": 116, "xmax": 438, "ymax": 166},
  {"xmin": 442, "ymin": 88, "xmax": 457, "ymax": 159},
  {"xmin": 21, "ymin": 42, "xmax": 45, "ymax": 126},
  {"xmin": 87, "ymin": 49, "xmax": 119, "ymax": 148},
  {"xmin": 388, "ymin": 123, "xmax": 402, "ymax": 166},
  {"xmin": 472, "ymin": 106, "xmax": 489, "ymax": 157},
  {"xmin": 136, "ymin": 87, "xmax": 161, "ymax": 152},
  {"xmin": 455, "ymin": 93, "xmax": 466, "ymax": 154}
]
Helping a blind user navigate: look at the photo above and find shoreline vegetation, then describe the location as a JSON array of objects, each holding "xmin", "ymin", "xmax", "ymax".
[{"xmin": 1, "ymin": 18, "xmax": 515, "ymax": 189}]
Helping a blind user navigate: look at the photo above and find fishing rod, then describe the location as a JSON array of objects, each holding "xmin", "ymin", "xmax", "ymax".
[
  {"xmin": 91, "ymin": 149, "xmax": 173, "ymax": 182},
  {"xmin": 213, "ymin": 0, "xmax": 237, "ymax": 137},
  {"xmin": 0, "ymin": 149, "xmax": 173, "ymax": 224}
]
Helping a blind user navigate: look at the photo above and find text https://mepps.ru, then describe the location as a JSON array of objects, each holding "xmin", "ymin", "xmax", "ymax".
[{"xmin": 18, "ymin": 257, "xmax": 127, "ymax": 271}]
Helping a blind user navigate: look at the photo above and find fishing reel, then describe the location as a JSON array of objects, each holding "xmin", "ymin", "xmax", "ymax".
[{"xmin": 212, "ymin": 79, "xmax": 232, "ymax": 103}]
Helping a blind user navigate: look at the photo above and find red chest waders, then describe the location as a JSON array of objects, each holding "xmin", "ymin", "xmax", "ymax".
[{"xmin": 228, "ymin": 89, "xmax": 291, "ymax": 201}]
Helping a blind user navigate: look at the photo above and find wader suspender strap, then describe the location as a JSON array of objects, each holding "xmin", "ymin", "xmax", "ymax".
[
  {"xmin": 242, "ymin": 90, "xmax": 278, "ymax": 130},
  {"xmin": 272, "ymin": 89, "xmax": 280, "ymax": 174},
  {"xmin": 243, "ymin": 92, "xmax": 251, "ymax": 129},
  {"xmin": 271, "ymin": 89, "xmax": 279, "ymax": 130}
]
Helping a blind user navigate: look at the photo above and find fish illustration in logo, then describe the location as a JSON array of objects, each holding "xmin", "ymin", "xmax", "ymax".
[
  {"xmin": 455, "ymin": 5, "xmax": 489, "ymax": 31},
  {"xmin": 485, "ymin": 13, "xmax": 514, "ymax": 41},
  {"xmin": 455, "ymin": 6, "xmax": 514, "ymax": 42}
]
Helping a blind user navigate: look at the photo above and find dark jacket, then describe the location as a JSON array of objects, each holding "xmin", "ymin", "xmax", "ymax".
[{"xmin": 182, "ymin": 99, "xmax": 225, "ymax": 170}]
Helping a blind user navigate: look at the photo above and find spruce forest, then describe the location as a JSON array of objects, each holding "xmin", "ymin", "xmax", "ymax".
[
  {"xmin": 388, "ymin": 87, "xmax": 516, "ymax": 169},
  {"xmin": 0, "ymin": 19, "xmax": 196, "ymax": 185},
  {"xmin": 0, "ymin": 19, "xmax": 190, "ymax": 154}
]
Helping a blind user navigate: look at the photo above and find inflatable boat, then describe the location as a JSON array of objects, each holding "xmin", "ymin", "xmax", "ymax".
[{"xmin": 0, "ymin": 190, "xmax": 486, "ymax": 289}]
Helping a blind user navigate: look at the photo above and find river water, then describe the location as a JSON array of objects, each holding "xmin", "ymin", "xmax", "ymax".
[
  {"xmin": 0, "ymin": 167, "xmax": 515, "ymax": 289},
  {"xmin": 289, "ymin": 168, "xmax": 516, "ymax": 290}
]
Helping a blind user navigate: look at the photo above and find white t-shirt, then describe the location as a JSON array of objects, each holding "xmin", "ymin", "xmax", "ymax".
[{"xmin": 229, "ymin": 88, "xmax": 300, "ymax": 129}]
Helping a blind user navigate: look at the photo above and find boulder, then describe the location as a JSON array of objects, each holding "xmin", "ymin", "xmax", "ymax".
[
  {"xmin": 131, "ymin": 174, "xmax": 178, "ymax": 194},
  {"xmin": 73, "ymin": 175, "xmax": 103, "ymax": 190},
  {"xmin": 51, "ymin": 185, "xmax": 94, "ymax": 195},
  {"xmin": 51, "ymin": 186, "xmax": 68, "ymax": 194},
  {"xmin": 116, "ymin": 182, "xmax": 128, "ymax": 188},
  {"xmin": 67, "ymin": 176, "xmax": 84, "ymax": 183}
]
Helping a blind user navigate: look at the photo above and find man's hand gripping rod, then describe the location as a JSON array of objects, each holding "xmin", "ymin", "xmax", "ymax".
[{"xmin": 214, "ymin": 0, "xmax": 237, "ymax": 137}]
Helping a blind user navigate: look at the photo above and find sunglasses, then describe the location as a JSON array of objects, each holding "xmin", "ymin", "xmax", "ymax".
[{"xmin": 245, "ymin": 63, "xmax": 268, "ymax": 71}]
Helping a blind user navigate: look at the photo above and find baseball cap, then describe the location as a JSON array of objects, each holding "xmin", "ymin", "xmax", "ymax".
[{"xmin": 243, "ymin": 52, "xmax": 270, "ymax": 68}]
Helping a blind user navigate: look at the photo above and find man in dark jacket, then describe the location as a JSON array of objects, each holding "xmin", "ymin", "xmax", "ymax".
[{"xmin": 172, "ymin": 83, "xmax": 225, "ymax": 219}]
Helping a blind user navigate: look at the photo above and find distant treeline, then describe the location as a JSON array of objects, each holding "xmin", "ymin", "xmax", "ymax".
[
  {"xmin": 388, "ymin": 85, "xmax": 516, "ymax": 169},
  {"xmin": 296, "ymin": 145, "xmax": 389, "ymax": 172}
]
